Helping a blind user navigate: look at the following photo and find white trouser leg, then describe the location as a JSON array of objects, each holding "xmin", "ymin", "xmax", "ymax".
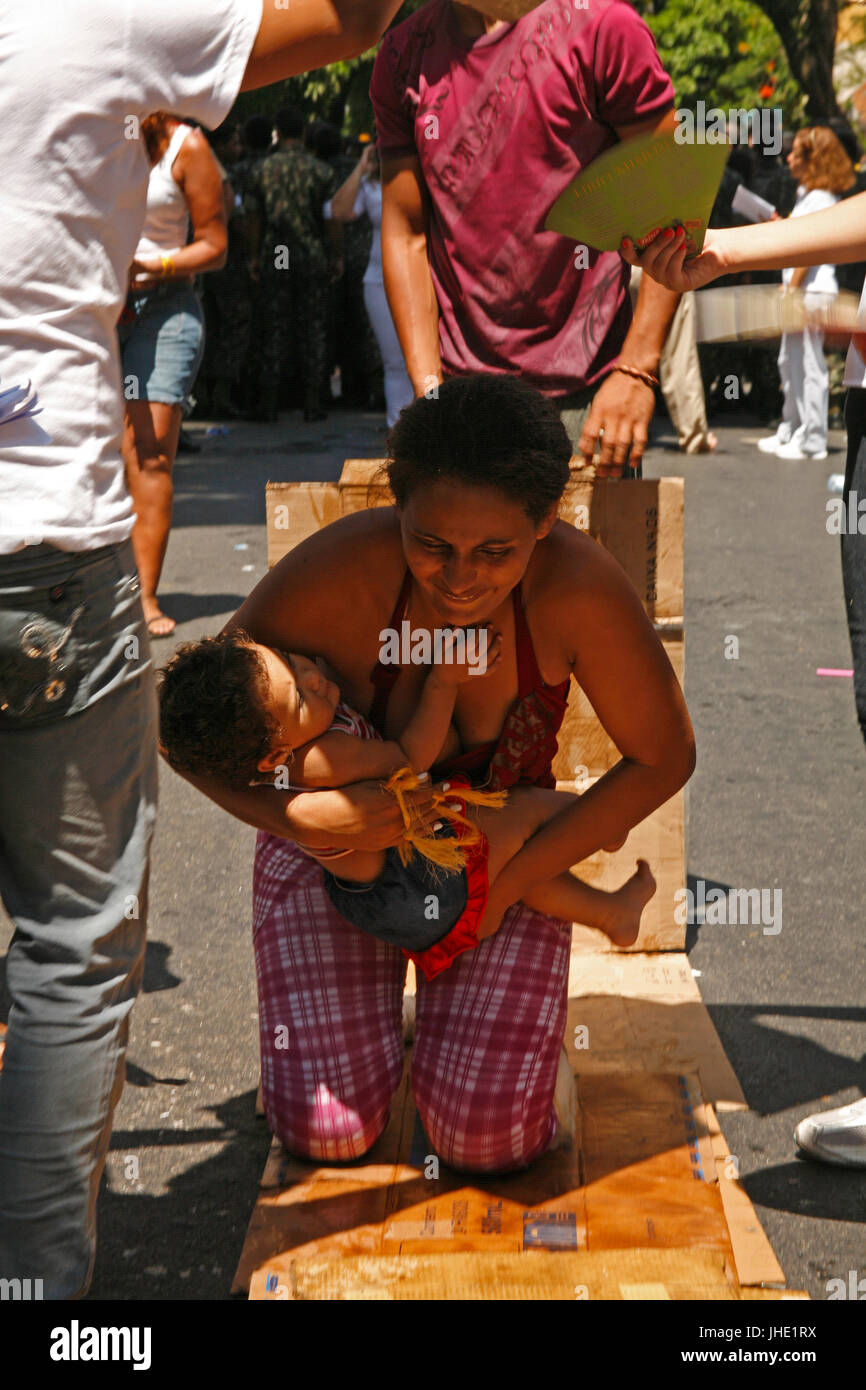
[{"xmin": 364, "ymin": 280, "xmax": 414, "ymax": 428}]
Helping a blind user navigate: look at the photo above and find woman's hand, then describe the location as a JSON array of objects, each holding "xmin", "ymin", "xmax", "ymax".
[
  {"xmin": 288, "ymin": 778, "xmax": 438, "ymax": 851},
  {"xmin": 579, "ymin": 372, "xmax": 654, "ymax": 479},
  {"xmin": 129, "ymin": 256, "xmax": 167, "ymax": 291},
  {"xmin": 359, "ymin": 143, "xmax": 378, "ymax": 177},
  {"xmin": 620, "ymin": 226, "xmax": 730, "ymax": 294}
]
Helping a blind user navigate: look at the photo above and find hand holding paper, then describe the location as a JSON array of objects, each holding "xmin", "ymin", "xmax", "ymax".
[{"xmin": 546, "ymin": 130, "xmax": 729, "ymax": 259}]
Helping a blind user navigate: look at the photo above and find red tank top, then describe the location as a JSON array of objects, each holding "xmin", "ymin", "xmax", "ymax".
[{"xmin": 368, "ymin": 572, "xmax": 570, "ymax": 791}]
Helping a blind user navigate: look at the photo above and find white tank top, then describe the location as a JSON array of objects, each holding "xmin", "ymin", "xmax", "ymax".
[{"xmin": 134, "ymin": 123, "xmax": 193, "ymax": 261}]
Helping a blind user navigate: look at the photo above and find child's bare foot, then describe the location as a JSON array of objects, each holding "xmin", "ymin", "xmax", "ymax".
[{"xmin": 599, "ymin": 859, "xmax": 656, "ymax": 947}]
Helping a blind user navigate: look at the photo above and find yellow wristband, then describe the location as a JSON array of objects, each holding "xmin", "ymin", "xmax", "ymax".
[{"xmin": 160, "ymin": 254, "xmax": 175, "ymax": 278}]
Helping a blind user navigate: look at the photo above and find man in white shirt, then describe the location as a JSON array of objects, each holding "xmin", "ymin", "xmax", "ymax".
[{"xmin": 0, "ymin": 0, "xmax": 405, "ymax": 1300}]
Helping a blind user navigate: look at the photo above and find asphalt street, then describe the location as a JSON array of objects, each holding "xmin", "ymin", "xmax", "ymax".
[{"xmin": 2, "ymin": 400, "xmax": 864, "ymax": 1301}]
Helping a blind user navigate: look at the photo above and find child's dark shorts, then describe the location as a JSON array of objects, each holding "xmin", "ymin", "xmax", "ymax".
[{"xmin": 322, "ymin": 818, "xmax": 489, "ymax": 983}]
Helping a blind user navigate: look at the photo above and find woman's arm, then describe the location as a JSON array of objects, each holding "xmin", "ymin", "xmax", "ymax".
[
  {"xmin": 240, "ymin": 0, "xmax": 405, "ymax": 92},
  {"xmin": 330, "ymin": 146, "xmax": 377, "ymax": 222},
  {"xmin": 381, "ymin": 153, "xmax": 443, "ymax": 397},
  {"xmin": 172, "ymin": 757, "xmax": 419, "ymax": 851},
  {"xmin": 622, "ymin": 190, "xmax": 866, "ymax": 294},
  {"xmin": 487, "ymin": 540, "xmax": 695, "ymax": 916}
]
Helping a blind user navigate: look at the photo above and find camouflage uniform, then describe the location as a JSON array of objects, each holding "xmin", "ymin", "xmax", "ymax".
[
  {"xmin": 244, "ymin": 145, "xmax": 338, "ymax": 416},
  {"xmin": 198, "ymin": 159, "xmax": 255, "ymax": 413}
]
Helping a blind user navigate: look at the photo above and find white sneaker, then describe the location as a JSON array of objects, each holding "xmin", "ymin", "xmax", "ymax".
[
  {"xmin": 758, "ymin": 430, "xmax": 790, "ymax": 454},
  {"xmin": 775, "ymin": 439, "xmax": 828, "ymax": 460},
  {"xmin": 794, "ymin": 1096, "xmax": 866, "ymax": 1167}
]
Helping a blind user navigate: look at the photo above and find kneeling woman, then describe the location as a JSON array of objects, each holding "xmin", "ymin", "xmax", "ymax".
[{"xmin": 180, "ymin": 374, "xmax": 695, "ymax": 1171}]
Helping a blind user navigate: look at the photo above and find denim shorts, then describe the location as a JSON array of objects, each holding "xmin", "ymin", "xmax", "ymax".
[
  {"xmin": 323, "ymin": 835, "xmax": 466, "ymax": 953},
  {"xmin": 118, "ymin": 282, "xmax": 205, "ymax": 409}
]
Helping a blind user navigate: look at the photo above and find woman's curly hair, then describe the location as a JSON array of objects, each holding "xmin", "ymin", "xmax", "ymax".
[
  {"xmin": 158, "ymin": 630, "xmax": 283, "ymax": 789},
  {"xmin": 796, "ymin": 126, "xmax": 856, "ymax": 195},
  {"xmin": 386, "ymin": 373, "xmax": 572, "ymax": 525}
]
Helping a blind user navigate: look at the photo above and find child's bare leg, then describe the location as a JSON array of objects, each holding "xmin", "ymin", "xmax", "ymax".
[
  {"xmin": 472, "ymin": 786, "xmax": 580, "ymax": 881},
  {"xmin": 320, "ymin": 848, "xmax": 386, "ymax": 884},
  {"xmin": 469, "ymin": 786, "xmax": 654, "ymax": 946},
  {"xmin": 519, "ymin": 862, "xmax": 656, "ymax": 948}
]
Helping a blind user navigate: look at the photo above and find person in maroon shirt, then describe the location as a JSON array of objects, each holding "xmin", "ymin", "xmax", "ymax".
[{"xmin": 372, "ymin": 0, "xmax": 682, "ymax": 477}]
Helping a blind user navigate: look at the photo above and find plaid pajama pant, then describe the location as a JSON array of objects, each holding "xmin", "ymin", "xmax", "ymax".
[{"xmin": 252, "ymin": 832, "xmax": 572, "ymax": 1173}]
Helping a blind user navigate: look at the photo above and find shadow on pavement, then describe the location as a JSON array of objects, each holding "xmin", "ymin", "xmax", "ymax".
[{"xmin": 89, "ymin": 1090, "xmax": 270, "ymax": 1301}]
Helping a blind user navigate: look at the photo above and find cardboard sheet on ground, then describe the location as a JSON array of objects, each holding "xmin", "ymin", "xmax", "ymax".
[
  {"xmin": 565, "ymin": 951, "xmax": 746, "ymax": 1110},
  {"xmin": 235, "ymin": 1068, "xmax": 739, "ymax": 1295},
  {"xmin": 545, "ymin": 131, "xmax": 728, "ymax": 257},
  {"xmin": 237, "ymin": 1067, "xmax": 800, "ymax": 1298},
  {"xmin": 251, "ymin": 1249, "xmax": 742, "ymax": 1301}
]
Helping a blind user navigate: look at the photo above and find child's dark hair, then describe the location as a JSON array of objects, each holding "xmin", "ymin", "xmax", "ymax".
[
  {"xmin": 386, "ymin": 374, "xmax": 572, "ymax": 525},
  {"xmin": 158, "ymin": 630, "xmax": 281, "ymax": 789}
]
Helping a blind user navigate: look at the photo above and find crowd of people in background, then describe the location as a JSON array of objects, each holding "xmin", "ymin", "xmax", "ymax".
[
  {"xmin": 194, "ymin": 107, "xmax": 403, "ymax": 426},
  {"xmin": 157, "ymin": 105, "xmax": 866, "ymax": 461}
]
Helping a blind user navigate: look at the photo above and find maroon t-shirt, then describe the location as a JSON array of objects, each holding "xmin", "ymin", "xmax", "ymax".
[{"xmin": 370, "ymin": 0, "xmax": 674, "ymax": 397}]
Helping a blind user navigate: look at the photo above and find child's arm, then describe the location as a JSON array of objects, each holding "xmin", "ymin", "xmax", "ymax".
[
  {"xmin": 393, "ymin": 626, "xmax": 502, "ymax": 772},
  {"xmin": 289, "ymin": 682, "xmax": 458, "ymax": 789},
  {"xmin": 290, "ymin": 629, "xmax": 501, "ymax": 788}
]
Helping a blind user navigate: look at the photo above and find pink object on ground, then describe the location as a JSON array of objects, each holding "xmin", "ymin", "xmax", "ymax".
[{"xmin": 816, "ymin": 668, "xmax": 854, "ymax": 677}]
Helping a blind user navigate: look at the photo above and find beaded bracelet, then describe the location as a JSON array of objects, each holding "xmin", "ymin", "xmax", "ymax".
[{"xmin": 613, "ymin": 363, "xmax": 659, "ymax": 388}]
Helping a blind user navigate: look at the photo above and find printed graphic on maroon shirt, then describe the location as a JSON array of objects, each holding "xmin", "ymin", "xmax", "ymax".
[{"xmin": 371, "ymin": 0, "xmax": 675, "ymax": 394}]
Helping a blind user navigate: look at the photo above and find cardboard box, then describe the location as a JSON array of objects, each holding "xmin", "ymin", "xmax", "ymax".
[
  {"xmin": 249, "ymin": 1247, "xmax": 743, "ymax": 1301},
  {"xmin": 267, "ymin": 477, "xmax": 684, "ymax": 630}
]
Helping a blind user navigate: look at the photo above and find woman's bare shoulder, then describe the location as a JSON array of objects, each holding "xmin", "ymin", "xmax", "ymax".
[
  {"xmin": 227, "ymin": 507, "xmax": 405, "ymax": 646},
  {"xmin": 525, "ymin": 519, "xmax": 651, "ymax": 672},
  {"xmin": 530, "ymin": 518, "xmax": 619, "ymax": 596},
  {"xmin": 293, "ymin": 506, "xmax": 404, "ymax": 576}
]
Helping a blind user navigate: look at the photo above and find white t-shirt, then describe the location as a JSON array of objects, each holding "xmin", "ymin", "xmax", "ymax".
[
  {"xmin": 781, "ymin": 186, "xmax": 839, "ymax": 296},
  {"xmin": 0, "ymin": 0, "xmax": 261, "ymax": 554},
  {"xmin": 843, "ymin": 277, "xmax": 866, "ymax": 390}
]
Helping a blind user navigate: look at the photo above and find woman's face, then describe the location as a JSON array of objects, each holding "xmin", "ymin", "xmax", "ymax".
[
  {"xmin": 788, "ymin": 136, "xmax": 809, "ymax": 180},
  {"xmin": 398, "ymin": 478, "xmax": 556, "ymax": 626}
]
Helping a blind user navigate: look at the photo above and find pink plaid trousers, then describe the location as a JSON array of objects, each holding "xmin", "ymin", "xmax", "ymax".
[{"xmin": 252, "ymin": 832, "xmax": 572, "ymax": 1173}]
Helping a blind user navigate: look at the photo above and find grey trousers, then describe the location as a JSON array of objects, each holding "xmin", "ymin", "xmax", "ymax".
[
  {"xmin": 0, "ymin": 539, "xmax": 158, "ymax": 1298},
  {"xmin": 630, "ymin": 265, "xmax": 712, "ymax": 454}
]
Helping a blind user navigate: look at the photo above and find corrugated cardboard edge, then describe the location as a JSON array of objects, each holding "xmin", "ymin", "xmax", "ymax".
[
  {"xmin": 704, "ymin": 1102, "xmax": 787, "ymax": 1289},
  {"xmin": 249, "ymin": 1247, "xmax": 741, "ymax": 1301}
]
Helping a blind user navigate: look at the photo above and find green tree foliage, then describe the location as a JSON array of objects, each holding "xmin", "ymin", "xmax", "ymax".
[
  {"xmin": 233, "ymin": 0, "xmax": 428, "ymax": 135},
  {"xmin": 634, "ymin": 0, "xmax": 804, "ymax": 122}
]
